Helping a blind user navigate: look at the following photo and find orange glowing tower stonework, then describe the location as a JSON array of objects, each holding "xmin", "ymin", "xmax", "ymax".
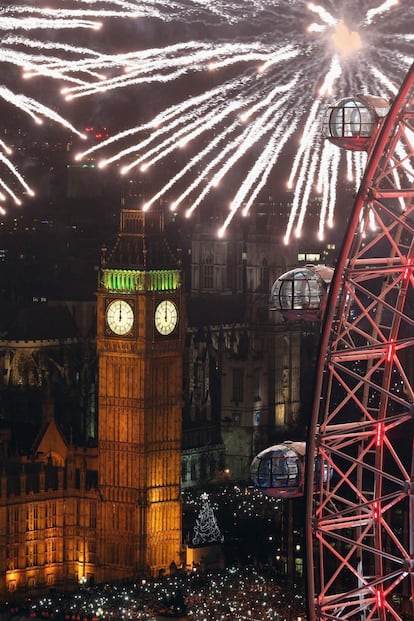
[{"xmin": 96, "ymin": 207, "xmax": 184, "ymax": 579}]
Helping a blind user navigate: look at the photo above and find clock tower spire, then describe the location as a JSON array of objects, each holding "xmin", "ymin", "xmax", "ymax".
[{"xmin": 96, "ymin": 206, "xmax": 184, "ymax": 580}]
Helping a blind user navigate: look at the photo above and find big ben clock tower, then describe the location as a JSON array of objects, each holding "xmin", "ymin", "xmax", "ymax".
[{"xmin": 96, "ymin": 206, "xmax": 184, "ymax": 581}]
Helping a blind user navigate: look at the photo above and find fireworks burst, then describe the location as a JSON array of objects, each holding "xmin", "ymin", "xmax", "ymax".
[
  {"xmin": 0, "ymin": 1, "xmax": 146, "ymax": 211},
  {"xmin": 71, "ymin": 0, "xmax": 413, "ymax": 241}
]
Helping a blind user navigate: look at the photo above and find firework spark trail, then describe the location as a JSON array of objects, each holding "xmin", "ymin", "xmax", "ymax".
[
  {"xmin": 345, "ymin": 151, "xmax": 353, "ymax": 183},
  {"xmin": 28, "ymin": 0, "xmax": 304, "ymax": 27},
  {"xmin": 236, "ymin": 118, "xmax": 296, "ymax": 219},
  {"xmin": 364, "ymin": 0, "xmax": 399, "ymax": 25},
  {"xmin": 6, "ymin": 37, "xmax": 111, "ymax": 83},
  {"xmin": 355, "ymin": 152, "xmax": 367, "ymax": 189},
  {"xmin": 287, "ymin": 99, "xmax": 322, "ymax": 192},
  {"xmin": 285, "ymin": 100, "xmax": 322, "ymax": 243},
  {"xmin": 143, "ymin": 120, "xmax": 241, "ymax": 212},
  {"xmin": 317, "ymin": 160, "xmax": 331, "ymax": 239},
  {"xmin": 180, "ymin": 85, "xmax": 300, "ymax": 219},
  {"xmin": 1, "ymin": 4, "xmax": 145, "ymax": 24},
  {"xmin": 0, "ymin": 180, "xmax": 20, "ymax": 213},
  {"xmin": 327, "ymin": 147, "xmax": 341, "ymax": 228},
  {"xmin": 81, "ymin": 80, "xmax": 246, "ymax": 169},
  {"xmin": 0, "ymin": 3, "xmax": 149, "ymax": 207},
  {"xmin": 223, "ymin": 82, "xmax": 300, "ymax": 219},
  {"xmin": 344, "ymin": 149, "xmax": 367, "ymax": 192},
  {"xmin": 184, "ymin": 96, "xmax": 293, "ymax": 219},
  {"xmin": 317, "ymin": 144, "xmax": 340, "ymax": 238},
  {"xmin": 138, "ymin": 104, "xmax": 237, "ymax": 172},
  {"xmin": 136, "ymin": 79, "xmax": 297, "ymax": 185},
  {"xmin": 156, "ymin": 117, "xmax": 245, "ymax": 215},
  {"xmin": 307, "ymin": 2, "xmax": 337, "ymax": 27},
  {"xmin": 71, "ymin": 0, "xmax": 413, "ymax": 241},
  {"xmin": 0, "ymin": 151, "xmax": 33, "ymax": 198},
  {"xmin": 63, "ymin": 42, "xmax": 299, "ymax": 100},
  {"xmin": 0, "ymin": 85, "xmax": 84, "ymax": 136}
]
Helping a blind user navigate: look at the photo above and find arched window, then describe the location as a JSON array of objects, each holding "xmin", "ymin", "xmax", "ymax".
[{"xmin": 201, "ymin": 252, "xmax": 214, "ymax": 289}]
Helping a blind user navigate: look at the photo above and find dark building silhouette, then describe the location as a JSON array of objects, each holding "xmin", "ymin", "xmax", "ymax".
[{"xmin": 0, "ymin": 199, "xmax": 320, "ymax": 597}]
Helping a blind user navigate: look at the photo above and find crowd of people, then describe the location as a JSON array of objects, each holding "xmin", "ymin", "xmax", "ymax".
[{"xmin": 5, "ymin": 566, "xmax": 306, "ymax": 621}]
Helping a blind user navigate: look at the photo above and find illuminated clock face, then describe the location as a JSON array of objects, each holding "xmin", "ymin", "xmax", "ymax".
[
  {"xmin": 106, "ymin": 299, "xmax": 134, "ymax": 336},
  {"xmin": 154, "ymin": 300, "xmax": 178, "ymax": 336}
]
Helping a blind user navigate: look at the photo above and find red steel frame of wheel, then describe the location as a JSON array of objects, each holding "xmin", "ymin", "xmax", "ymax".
[{"xmin": 306, "ymin": 63, "xmax": 414, "ymax": 621}]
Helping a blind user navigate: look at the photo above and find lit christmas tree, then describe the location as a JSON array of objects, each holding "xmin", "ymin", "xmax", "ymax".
[{"xmin": 192, "ymin": 493, "xmax": 224, "ymax": 546}]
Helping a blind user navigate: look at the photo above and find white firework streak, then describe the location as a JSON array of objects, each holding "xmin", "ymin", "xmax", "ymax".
[
  {"xmin": 144, "ymin": 119, "xmax": 241, "ymax": 212},
  {"xmin": 138, "ymin": 104, "xmax": 238, "ymax": 172},
  {"xmin": 354, "ymin": 151, "xmax": 367, "ymax": 190},
  {"xmin": 0, "ymin": 85, "xmax": 84, "ymax": 135},
  {"xmin": 84, "ymin": 80, "xmax": 247, "ymax": 168},
  {"xmin": 317, "ymin": 153, "xmax": 331, "ymax": 240},
  {"xmin": 198, "ymin": 85, "xmax": 298, "ymax": 220},
  {"xmin": 6, "ymin": 37, "xmax": 111, "ymax": 83},
  {"xmin": 1, "ymin": 4, "xmax": 145, "ymax": 24},
  {"xmin": 0, "ymin": 151, "xmax": 33, "ymax": 199},
  {"xmin": 296, "ymin": 144, "xmax": 322, "ymax": 236},
  {"xmin": 0, "ymin": 139, "xmax": 12, "ymax": 156},
  {"xmin": 0, "ymin": 3, "xmax": 143, "ymax": 207},
  {"xmin": 64, "ymin": 42, "xmax": 298, "ymax": 99},
  {"xmin": 77, "ymin": 73, "xmax": 283, "ymax": 174},
  {"xmin": 69, "ymin": 0, "xmax": 413, "ymax": 240},
  {"xmin": 318, "ymin": 56, "xmax": 342, "ymax": 97},
  {"xmin": 345, "ymin": 150, "xmax": 353, "ymax": 183},
  {"xmin": 71, "ymin": 0, "xmax": 280, "ymax": 22},
  {"xmin": 129, "ymin": 84, "xmax": 261, "ymax": 173},
  {"xmin": 140, "ymin": 80, "xmax": 297, "ymax": 197},
  {"xmin": 316, "ymin": 143, "xmax": 340, "ymax": 239},
  {"xmin": 307, "ymin": 2, "xmax": 337, "ymax": 27},
  {"xmin": 232, "ymin": 120, "xmax": 296, "ymax": 221},
  {"xmin": 345, "ymin": 149, "xmax": 365, "ymax": 188},
  {"xmin": 194, "ymin": 85, "xmax": 293, "ymax": 218},
  {"xmin": 326, "ymin": 146, "xmax": 341, "ymax": 229},
  {"xmin": 285, "ymin": 98, "xmax": 324, "ymax": 241},
  {"xmin": 316, "ymin": 139, "xmax": 334, "ymax": 193},
  {"xmin": 234, "ymin": 84, "xmax": 302, "ymax": 217},
  {"xmin": 184, "ymin": 89, "xmax": 297, "ymax": 218},
  {"xmin": 364, "ymin": 0, "xmax": 399, "ymax": 25},
  {"xmin": 154, "ymin": 118, "xmax": 243, "ymax": 214}
]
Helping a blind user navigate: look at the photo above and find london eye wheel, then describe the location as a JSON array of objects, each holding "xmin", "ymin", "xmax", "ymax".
[{"xmin": 306, "ymin": 64, "xmax": 414, "ymax": 620}]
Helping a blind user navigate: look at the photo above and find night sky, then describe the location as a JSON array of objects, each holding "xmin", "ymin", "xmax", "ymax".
[{"xmin": 0, "ymin": 2, "xmax": 412, "ymax": 243}]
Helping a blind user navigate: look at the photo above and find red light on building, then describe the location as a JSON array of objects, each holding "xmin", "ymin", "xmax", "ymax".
[{"xmin": 84, "ymin": 126, "xmax": 110, "ymax": 141}]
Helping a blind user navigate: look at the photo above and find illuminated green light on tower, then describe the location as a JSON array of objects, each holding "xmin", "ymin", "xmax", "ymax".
[{"xmin": 101, "ymin": 268, "xmax": 181, "ymax": 292}]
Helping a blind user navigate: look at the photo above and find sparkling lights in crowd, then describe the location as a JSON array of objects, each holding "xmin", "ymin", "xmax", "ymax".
[{"xmin": 19, "ymin": 566, "xmax": 306, "ymax": 621}]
